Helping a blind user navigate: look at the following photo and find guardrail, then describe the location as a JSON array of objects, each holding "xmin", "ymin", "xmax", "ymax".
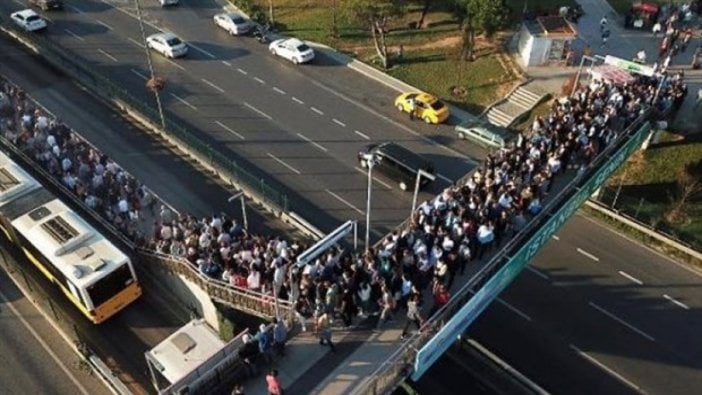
[
  {"xmin": 353, "ymin": 108, "xmax": 653, "ymax": 395},
  {"xmin": 0, "ymin": 20, "xmax": 302, "ymax": 319}
]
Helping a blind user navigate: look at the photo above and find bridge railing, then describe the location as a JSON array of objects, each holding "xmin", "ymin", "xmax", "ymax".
[{"xmin": 353, "ymin": 109, "xmax": 652, "ymax": 395}]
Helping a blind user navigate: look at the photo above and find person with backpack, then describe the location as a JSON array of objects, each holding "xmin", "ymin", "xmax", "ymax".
[{"xmin": 400, "ymin": 293, "xmax": 423, "ymax": 340}]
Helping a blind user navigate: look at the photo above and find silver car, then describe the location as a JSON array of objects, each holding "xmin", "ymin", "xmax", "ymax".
[{"xmin": 146, "ymin": 32, "xmax": 188, "ymax": 58}]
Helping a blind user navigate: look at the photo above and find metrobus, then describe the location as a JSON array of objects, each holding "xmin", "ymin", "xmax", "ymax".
[{"xmin": 0, "ymin": 150, "xmax": 141, "ymax": 323}]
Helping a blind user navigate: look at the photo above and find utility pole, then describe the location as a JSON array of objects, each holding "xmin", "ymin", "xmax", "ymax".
[{"xmin": 135, "ymin": 0, "xmax": 166, "ymax": 130}]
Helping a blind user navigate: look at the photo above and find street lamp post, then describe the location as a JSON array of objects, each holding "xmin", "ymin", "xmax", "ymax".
[
  {"xmin": 228, "ymin": 191, "xmax": 248, "ymax": 231},
  {"xmin": 135, "ymin": 0, "xmax": 166, "ymax": 130},
  {"xmin": 361, "ymin": 153, "xmax": 378, "ymax": 249},
  {"xmin": 411, "ymin": 169, "xmax": 436, "ymax": 217}
]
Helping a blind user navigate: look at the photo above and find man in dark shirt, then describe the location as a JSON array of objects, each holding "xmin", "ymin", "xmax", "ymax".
[{"xmin": 238, "ymin": 334, "xmax": 260, "ymax": 378}]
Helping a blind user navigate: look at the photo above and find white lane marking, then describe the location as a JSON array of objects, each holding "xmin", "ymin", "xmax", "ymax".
[
  {"xmin": 169, "ymin": 93, "xmax": 197, "ymax": 110},
  {"xmin": 244, "ymin": 102, "xmax": 272, "ymax": 120},
  {"xmin": 253, "ymin": 77, "xmax": 266, "ymax": 84},
  {"xmin": 569, "ymin": 345, "xmax": 644, "ymax": 393},
  {"xmin": 663, "ymin": 294, "xmax": 690, "ymax": 310},
  {"xmin": 308, "ymin": 78, "xmax": 473, "ymax": 162},
  {"xmin": 496, "ymin": 298, "xmax": 532, "ymax": 321},
  {"xmin": 267, "ymin": 153, "xmax": 301, "ymax": 175},
  {"xmin": 165, "ymin": 58, "xmax": 186, "ymax": 71},
  {"xmin": 0, "ymin": 288, "xmax": 90, "ymax": 395},
  {"xmin": 355, "ymin": 168, "xmax": 393, "ymax": 189},
  {"xmin": 201, "ymin": 78, "xmax": 225, "ymax": 93},
  {"xmin": 618, "ymin": 271, "xmax": 644, "ymax": 285},
  {"xmin": 588, "ymin": 302, "xmax": 655, "ymax": 341},
  {"xmin": 237, "ymin": 68, "xmax": 248, "ymax": 75},
  {"xmin": 436, "ymin": 173, "xmax": 453, "ymax": 184},
  {"xmin": 326, "ymin": 189, "xmax": 364, "ymax": 215},
  {"xmin": 292, "ymin": 96, "xmax": 304, "ymax": 104},
  {"xmin": 273, "ymin": 87, "xmax": 286, "ymax": 95},
  {"xmin": 552, "ymin": 235, "xmax": 560, "ymax": 240},
  {"xmin": 66, "ymin": 4, "xmax": 85, "ymax": 13},
  {"xmin": 215, "ymin": 120, "xmax": 245, "ymax": 140},
  {"xmin": 332, "ymin": 118, "xmax": 346, "ymax": 127},
  {"xmin": 64, "ymin": 28, "xmax": 84, "ymax": 41},
  {"xmin": 222, "ymin": 60, "xmax": 232, "ymax": 66},
  {"xmin": 296, "ymin": 133, "xmax": 328, "ymax": 152},
  {"xmin": 354, "ymin": 130, "xmax": 370, "ymax": 140},
  {"xmin": 98, "ymin": 48, "xmax": 118, "ymax": 62},
  {"xmin": 128, "ymin": 37, "xmax": 145, "ymax": 48},
  {"xmin": 188, "ymin": 43, "xmax": 216, "ymax": 59},
  {"xmin": 310, "ymin": 106, "xmax": 324, "ymax": 115},
  {"xmin": 130, "ymin": 68, "xmax": 148, "ymax": 80},
  {"xmin": 526, "ymin": 265, "xmax": 549, "ymax": 280},
  {"xmin": 95, "ymin": 19, "xmax": 112, "ymax": 30},
  {"xmin": 577, "ymin": 247, "xmax": 600, "ymax": 262}
]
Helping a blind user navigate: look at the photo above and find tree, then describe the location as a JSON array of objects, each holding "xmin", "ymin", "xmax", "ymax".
[
  {"xmin": 344, "ymin": 0, "xmax": 406, "ymax": 69},
  {"xmin": 453, "ymin": 0, "xmax": 510, "ymax": 61},
  {"xmin": 666, "ymin": 159, "xmax": 702, "ymax": 224},
  {"xmin": 414, "ymin": 0, "xmax": 432, "ymax": 29}
]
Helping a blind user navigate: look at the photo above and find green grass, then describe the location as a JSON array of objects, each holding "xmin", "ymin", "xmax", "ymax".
[{"xmin": 604, "ymin": 131, "xmax": 702, "ymax": 249}]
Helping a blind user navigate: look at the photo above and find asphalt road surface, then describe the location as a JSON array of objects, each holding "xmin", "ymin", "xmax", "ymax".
[
  {"xmin": 0, "ymin": 261, "xmax": 110, "ymax": 395},
  {"xmin": 0, "ymin": 0, "xmax": 488, "ymax": 239},
  {"xmin": 469, "ymin": 214, "xmax": 702, "ymax": 395}
]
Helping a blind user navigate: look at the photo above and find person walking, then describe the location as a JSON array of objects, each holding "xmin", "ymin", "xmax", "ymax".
[
  {"xmin": 600, "ymin": 28, "xmax": 610, "ymax": 48},
  {"xmin": 317, "ymin": 313, "xmax": 336, "ymax": 352},
  {"xmin": 400, "ymin": 294, "xmax": 423, "ymax": 340},
  {"xmin": 376, "ymin": 282, "xmax": 396, "ymax": 329},
  {"xmin": 652, "ymin": 21, "xmax": 662, "ymax": 37},
  {"xmin": 266, "ymin": 369, "xmax": 283, "ymax": 395},
  {"xmin": 272, "ymin": 318, "xmax": 287, "ymax": 357},
  {"xmin": 428, "ymin": 281, "xmax": 450, "ymax": 318},
  {"xmin": 599, "ymin": 15, "xmax": 608, "ymax": 31},
  {"xmin": 408, "ymin": 96, "xmax": 417, "ymax": 120}
]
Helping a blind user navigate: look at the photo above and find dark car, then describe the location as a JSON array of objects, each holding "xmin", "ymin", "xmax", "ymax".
[
  {"xmin": 29, "ymin": 0, "xmax": 63, "ymax": 11},
  {"xmin": 358, "ymin": 142, "xmax": 435, "ymax": 191}
]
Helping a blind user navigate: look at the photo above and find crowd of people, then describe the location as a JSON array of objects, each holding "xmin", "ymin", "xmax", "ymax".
[
  {"xmin": 0, "ymin": 63, "xmax": 687, "ymax": 340},
  {"xmin": 0, "ymin": 79, "xmax": 152, "ymax": 242}
]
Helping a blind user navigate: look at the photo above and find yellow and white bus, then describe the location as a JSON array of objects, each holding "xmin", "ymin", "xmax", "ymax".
[{"xmin": 0, "ymin": 151, "xmax": 141, "ymax": 323}]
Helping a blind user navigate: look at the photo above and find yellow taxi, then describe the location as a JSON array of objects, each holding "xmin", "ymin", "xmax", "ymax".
[{"xmin": 394, "ymin": 92, "xmax": 450, "ymax": 124}]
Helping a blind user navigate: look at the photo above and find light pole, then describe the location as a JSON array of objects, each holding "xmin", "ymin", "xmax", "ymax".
[
  {"xmin": 411, "ymin": 169, "xmax": 436, "ymax": 217},
  {"xmin": 135, "ymin": 0, "xmax": 166, "ymax": 129},
  {"xmin": 361, "ymin": 153, "xmax": 378, "ymax": 249},
  {"xmin": 228, "ymin": 191, "xmax": 248, "ymax": 231}
]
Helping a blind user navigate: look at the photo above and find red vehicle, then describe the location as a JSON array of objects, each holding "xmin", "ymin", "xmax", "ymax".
[{"xmin": 625, "ymin": 1, "xmax": 660, "ymax": 29}]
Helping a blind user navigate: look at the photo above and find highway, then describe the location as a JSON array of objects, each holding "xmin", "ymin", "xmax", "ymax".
[
  {"xmin": 0, "ymin": 0, "xmax": 487, "ymax": 238},
  {"xmin": 3, "ymin": 4, "xmax": 702, "ymax": 395},
  {"xmin": 469, "ymin": 214, "xmax": 702, "ymax": 395},
  {"xmin": 0, "ymin": 259, "xmax": 110, "ymax": 395}
]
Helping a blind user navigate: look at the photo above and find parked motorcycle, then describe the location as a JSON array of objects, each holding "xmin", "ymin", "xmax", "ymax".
[{"xmin": 252, "ymin": 23, "xmax": 273, "ymax": 44}]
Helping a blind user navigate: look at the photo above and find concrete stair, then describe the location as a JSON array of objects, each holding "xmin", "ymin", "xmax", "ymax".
[{"xmin": 484, "ymin": 82, "xmax": 549, "ymax": 127}]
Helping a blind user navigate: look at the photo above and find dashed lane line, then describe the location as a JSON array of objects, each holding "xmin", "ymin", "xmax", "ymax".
[
  {"xmin": 237, "ymin": 68, "xmax": 248, "ymax": 75},
  {"xmin": 354, "ymin": 167, "xmax": 393, "ymax": 190},
  {"xmin": 244, "ymin": 102, "xmax": 272, "ymax": 120},
  {"xmin": 273, "ymin": 87, "xmax": 286, "ymax": 95},
  {"xmin": 64, "ymin": 28, "xmax": 84, "ymax": 41},
  {"xmin": 496, "ymin": 298, "xmax": 532, "ymax": 321},
  {"xmin": 588, "ymin": 302, "xmax": 655, "ymax": 341},
  {"xmin": 663, "ymin": 294, "xmax": 690, "ymax": 310},
  {"xmin": 165, "ymin": 58, "xmax": 186, "ymax": 71},
  {"xmin": 98, "ymin": 48, "xmax": 118, "ymax": 62},
  {"xmin": 310, "ymin": 106, "xmax": 324, "ymax": 115},
  {"xmin": 222, "ymin": 60, "xmax": 232, "ymax": 66},
  {"xmin": 201, "ymin": 78, "xmax": 225, "ymax": 93},
  {"xmin": 130, "ymin": 68, "xmax": 148, "ymax": 80},
  {"xmin": 325, "ymin": 189, "xmax": 364, "ymax": 215},
  {"xmin": 128, "ymin": 37, "xmax": 145, "ymax": 48},
  {"xmin": 618, "ymin": 271, "xmax": 644, "ymax": 285},
  {"xmin": 569, "ymin": 345, "xmax": 645, "ymax": 393},
  {"xmin": 267, "ymin": 153, "xmax": 301, "ymax": 175},
  {"xmin": 296, "ymin": 133, "xmax": 328, "ymax": 152},
  {"xmin": 95, "ymin": 19, "xmax": 112, "ymax": 30},
  {"xmin": 552, "ymin": 235, "xmax": 560, "ymax": 240},
  {"xmin": 526, "ymin": 265, "xmax": 549, "ymax": 280},
  {"xmin": 215, "ymin": 121, "xmax": 245, "ymax": 140},
  {"xmin": 188, "ymin": 43, "xmax": 216, "ymax": 59},
  {"xmin": 254, "ymin": 77, "xmax": 266, "ymax": 84},
  {"xmin": 577, "ymin": 247, "xmax": 600, "ymax": 262},
  {"xmin": 66, "ymin": 4, "xmax": 85, "ymax": 13},
  {"xmin": 169, "ymin": 93, "xmax": 197, "ymax": 111},
  {"xmin": 332, "ymin": 118, "xmax": 346, "ymax": 127},
  {"xmin": 292, "ymin": 97, "xmax": 304, "ymax": 104},
  {"xmin": 354, "ymin": 130, "xmax": 370, "ymax": 140}
]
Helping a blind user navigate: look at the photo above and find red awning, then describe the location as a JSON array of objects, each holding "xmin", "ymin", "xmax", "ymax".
[
  {"xmin": 589, "ymin": 65, "xmax": 636, "ymax": 85},
  {"xmin": 631, "ymin": 2, "xmax": 659, "ymax": 14}
]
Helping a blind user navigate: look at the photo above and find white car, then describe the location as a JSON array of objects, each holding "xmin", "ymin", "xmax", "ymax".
[
  {"xmin": 213, "ymin": 12, "xmax": 253, "ymax": 36},
  {"xmin": 159, "ymin": 0, "xmax": 179, "ymax": 6},
  {"xmin": 269, "ymin": 38, "xmax": 315, "ymax": 64},
  {"xmin": 11, "ymin": 9, "xmax": 48, "ymax": 32},
  {"xmin": 146, "ymin": 32, "xmax": 188, "ymax": 58}
]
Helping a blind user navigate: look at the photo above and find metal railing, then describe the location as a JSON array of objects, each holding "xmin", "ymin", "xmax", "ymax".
[{"xmin": 353, "ymin": 109, "xmax": 653, "ymax": 395}]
